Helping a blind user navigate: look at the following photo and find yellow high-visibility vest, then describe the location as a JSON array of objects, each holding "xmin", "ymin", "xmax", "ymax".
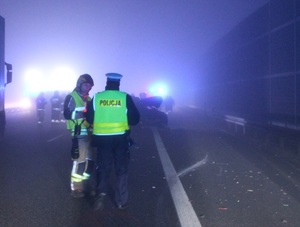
[
  {"xmin": 66, "ymin": 91, "xmax": 91, "ymax": 136},
  {"xmin": 93, "ymin": 90, "xmax": 129, "ymax": 135}
]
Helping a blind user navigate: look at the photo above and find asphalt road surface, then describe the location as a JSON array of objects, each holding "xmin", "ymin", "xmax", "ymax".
[{"xmin": 1, "ymin": 106, "xmax": 300, "ymax": 227}]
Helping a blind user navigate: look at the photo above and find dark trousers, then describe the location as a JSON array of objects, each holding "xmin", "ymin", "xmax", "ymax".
[
  {"xmin": 94, "ymin": 134, "xmax": 130, "ymax": 206},
  {"xmin": 37, "ymin": 109, "xmax": 45, "ymax": 122},
  {"xmin": 51, "ymin": 108, "xmax": 61, "ymax": 121}
]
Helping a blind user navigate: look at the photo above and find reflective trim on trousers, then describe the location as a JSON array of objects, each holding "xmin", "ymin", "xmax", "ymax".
[{"xmin": 71, "ymin": 172, "xmax": 90, "ymax": 181}]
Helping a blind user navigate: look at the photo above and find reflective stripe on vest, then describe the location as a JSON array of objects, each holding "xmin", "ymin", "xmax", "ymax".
[
  {"xmin": 66, "ymin": 91, "xmax": 91, "ymax": 136},
  {"xmin": 93, "ymin": 91, "xmax": 129, "ymax": 135}
]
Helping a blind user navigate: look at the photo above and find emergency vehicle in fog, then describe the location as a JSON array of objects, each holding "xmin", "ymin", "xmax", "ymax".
[{"xmin": 0, "ymin": 15, "xmax": 12, "ymax": 139}]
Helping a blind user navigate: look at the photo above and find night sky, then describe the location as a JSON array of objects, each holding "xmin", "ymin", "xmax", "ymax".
[{"xmin": 1, "ymin": 0, "xmax": 269, "ymax": 106}]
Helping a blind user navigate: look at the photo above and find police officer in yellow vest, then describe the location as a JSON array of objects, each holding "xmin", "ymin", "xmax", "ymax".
[
  {"xmin": 85, "ymin": 72, "xmax": 140, "ymax": 210},
  {"xmin": 63, "ymin": 74, "xmax": 94, "ymax": 198}
]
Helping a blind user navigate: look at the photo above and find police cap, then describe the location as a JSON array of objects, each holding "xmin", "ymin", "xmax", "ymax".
[{"xmin": 106, "ymin": 73, "xmax": 123, "ymax": 82}]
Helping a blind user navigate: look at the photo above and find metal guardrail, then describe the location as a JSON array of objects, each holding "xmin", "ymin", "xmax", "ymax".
[{"xmin": 225, "ymin": 115, "xmax": 246, "ymax": 134}]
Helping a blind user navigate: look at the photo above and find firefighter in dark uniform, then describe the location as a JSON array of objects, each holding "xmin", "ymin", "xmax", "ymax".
[
  {"xmin": 63, "ymin": 74, "xmax": 94, "ymax": 198},
  {"xmin": 85, "ymin": 72, "xmax": 140, "ymax": 210},
  {"xmin": 50, "ymin": 90, "xmax": 61, "ymax": 123},
  {"xmin": 36, "ymin": 92, "xmax": 47, "ymax": 124}
]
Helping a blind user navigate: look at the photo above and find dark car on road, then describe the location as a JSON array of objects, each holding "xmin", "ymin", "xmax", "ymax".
[{"xmin": 133, "ymin": 95, "xmax": 168, "ymax": 127}]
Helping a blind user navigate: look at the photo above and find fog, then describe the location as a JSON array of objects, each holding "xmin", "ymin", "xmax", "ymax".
[{"xmin": 0, "ymin": 0, "xmax": 268, "ymax": 107}]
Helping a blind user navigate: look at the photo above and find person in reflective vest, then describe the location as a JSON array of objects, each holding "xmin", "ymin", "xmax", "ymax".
[
  {"xmin": 63, "ymin": 74, "xmax": 95, "ymax": 198},
  {"xmin": 85, "ymin": 72, "xmax": 140, "ymax": 210}
]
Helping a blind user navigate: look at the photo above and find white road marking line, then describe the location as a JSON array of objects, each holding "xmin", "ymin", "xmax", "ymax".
[
  {"xmin": 177, "ymin": 155, "xmax": 208, "ymax": 177},
  {"xmin": 151, "ymin": 127, "xmax": 202, "ymax": 227},
  {"xmin": 47, "ymin": 134, "xmax": 66, "ymax": 143}
]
